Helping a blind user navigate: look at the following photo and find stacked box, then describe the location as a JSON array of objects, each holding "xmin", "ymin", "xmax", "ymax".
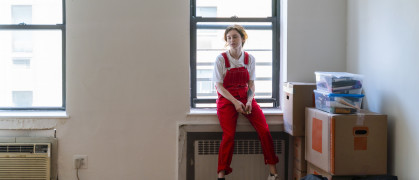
[
  {"xmin": 293, "ymin": 168, "xmax": 307, "ymax": 180},
  {"xmin": 307, "ymin": 163, "xmax": 397, "ymax": 180},
  {"xmin": 283, "ymin": 82, "xmax": 316, "ymax": 136},
  {"xmin": 293, "ymin": 137, "xmax": 306, "ymax": 171},
  {"xmin": 314, "ymin": 72, "xmax": 364, "ymax": 114},
  {"xmin": 283, "ymin": 82, "xmax": 315, "ymax": 179},
  {"xmin": 293, "ymin": 136, "xmax": 307, "ymax": 180},
  {"xmin": 305, "ymin": 108, "xmax": 387, "ymax": 175},
  {"xmin": 315, "ymin": 72, "xmax": 363, "ymax": 94},
  {"xmin": 313, "ymin": 90, "xmax": 364, "ymax": 114},
  {"xmin": 307, "ymin": 162, "xmax": 358, "ymax": 180}
]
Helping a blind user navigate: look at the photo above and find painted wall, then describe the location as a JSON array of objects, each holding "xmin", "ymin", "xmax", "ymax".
[
  {"xmin": 347, "ymin": 0, "xmax": 419, "ymax": 179},
  {"xmin": 59, "ymin": 0, "xmax": 190, "ymax": 179},
  {"xmin": 286, "ymin": 0, "xmax": 347, "ymax": 82},
  {"xmin": 0, "ymin": 0, "xmax": 348, "ymax": 179}
]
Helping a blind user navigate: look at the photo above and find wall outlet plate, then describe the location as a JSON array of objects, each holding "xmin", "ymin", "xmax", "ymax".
[{"xmin": 73, "ymin": 155, "xmax": 88, "ymax": 169}]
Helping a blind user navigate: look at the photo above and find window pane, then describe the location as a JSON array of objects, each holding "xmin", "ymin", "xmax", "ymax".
[
  {"xmin": 196, "ymin": 7, "xmax": 217, "ymax": 17},
  {"xmin": 12, "ymin": 5, "xmax": 32, "ymax": 24},
  {"xmin": 12, "ymin": 91, "xmax": 33, "ymax": 107},
  {"xmin": 195, "ymin": 103, "xmax": 217, "ymax": 108},
  {"xmin": 259, "ymin": 103, "xmax": 274, "ymax": 107},
  {"xmin": 197, "ymin": 22, "xmax": 272, "ymax": 49},
  {"xmin": 0, "ymin": 0, "xmax": 62, "ymax": 24},
  {"xmin": 13, "ymin": 31, "xmax": 33, "ymax": 52},
  {"xmin": 196, "ymin": 51, "xmax": 218, "ymax": 99},
  {"xmin": 255, "ymin": 64, "xmax": 272, "ymax": 78},
  {"xmin": 247, "ymin": 50, "xmax": 272, "ymax": 63},
  {"xmin": 12, "ymin": 58, "xmax": 31, "ymax": 69},
  {"xmin": 255, "ymin": 80, "xmax": 272, "ymax": 98},
  {"xmin": 196, "ymin": 0, "xmax": 271, "ymax": 18},
  {"xmin": 0, "ymin": 30, "xmax": 62, "ymax": 108},
  {"xmin": 196, "ymin": 22, "xmax": 273, "ymax": 101}
]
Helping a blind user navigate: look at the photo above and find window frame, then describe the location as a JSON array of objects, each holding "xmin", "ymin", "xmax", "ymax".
[
  {"xmin": 0, "ymin": 0, "xmax": 66, "ymax": 111},
  {"xmin": 190, "ymin": 0, "xmax": 280, "ymax": 108}
]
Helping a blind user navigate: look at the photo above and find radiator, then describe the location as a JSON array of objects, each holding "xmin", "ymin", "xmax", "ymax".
[
  {"xmin": 194, "ymin": 139, "xmax": 285, "ymax": 180},
  {"xmin": 0, "ymin": 143, "xmax": 51, "ymax": 180}
]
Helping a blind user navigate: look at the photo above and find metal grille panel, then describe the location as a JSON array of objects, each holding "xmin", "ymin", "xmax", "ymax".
[
  {"xmin": 0, "ymin": 143, "xmax": 50, "ymax": 180},
  {"xmin": 0, "ymin": 145, "xmax": 34, "ymax": 153},
  {"xmin": 0, "ymin": 158, "xmax": 48, "ymax": 179},
  {"xmin": 197, "ymin": 139, "xmax": 282, "ymax": 155}
]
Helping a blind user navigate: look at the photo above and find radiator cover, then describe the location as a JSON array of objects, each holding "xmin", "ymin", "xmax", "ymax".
[{"xmin": 187, "ymin": 132, "xmax": 288, "ymax": 180}]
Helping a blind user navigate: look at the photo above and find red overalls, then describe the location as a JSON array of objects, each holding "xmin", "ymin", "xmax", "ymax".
[{"xmin": 216, "ymin": 52, "xmax": 279, "ymax": 175}]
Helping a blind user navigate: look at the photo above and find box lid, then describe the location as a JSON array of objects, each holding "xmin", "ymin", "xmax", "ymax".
[
  {"xmin": 314, "ymin": 71, "xmax": 363, "ymax": 79},
  {"xmin": 314, "ymin": 90, "xmax": 365, "ymax": 98},
  {"xmin": 284, "ymin": 82, "xmax": 316, "ymax": 94}
]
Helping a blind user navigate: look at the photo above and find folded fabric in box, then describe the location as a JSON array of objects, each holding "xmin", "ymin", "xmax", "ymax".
[
  {"xmin": 314, "ymin": 90, "xmax": 364, "ymax": 114},
  {"xmin": 315, "ymin": 72, "xmax": 363, "ymax": 94}
]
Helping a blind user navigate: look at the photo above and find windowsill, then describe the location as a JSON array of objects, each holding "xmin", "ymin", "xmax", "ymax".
[
  {"xmin": 0, "ymin": 110, "xmax": 69, "ymax": 119},
  {"xmin": 182, "ymin": 108, "xmax": 284, "ymax": 132},
  {"xmin": 188, "ymin": 108, "xmax": 283, "ymax": 116},
  {"xmin": 0, "ymin": 110, "xmax": 69, "ymax": 130}
]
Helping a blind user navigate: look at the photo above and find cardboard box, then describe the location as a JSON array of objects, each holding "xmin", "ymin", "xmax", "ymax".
[
  {"xmin": 293, "ymin": 136, "xmax": 307, "ymax": 171},
  {"xmin": 293, "ymin": 168, "xmax": 307, "ymax": 180},
  {"xmin": 283, "ymin": 82, "xmax": 316, "ymax": 136},
  {"xmin": 307, "ymin": 162, "xmax": 357, "ymax": 180},
  {"xmin": 305, "ymin": 108, "xmax": 387, "ymax": 175}
]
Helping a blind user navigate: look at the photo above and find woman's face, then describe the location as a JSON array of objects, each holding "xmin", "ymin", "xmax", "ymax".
[{"xmin": 226, "ymin": 30, "xmax": 244, "ymax": 49}]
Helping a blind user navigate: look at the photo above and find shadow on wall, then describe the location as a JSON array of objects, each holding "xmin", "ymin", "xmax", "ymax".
[
  {"xmin": 373, "ymin": 90, "xmax": 405, "ymax": 176},
  {"xmin": 0, "ymin": 129, "xmax": 55, "ymax": 137}
]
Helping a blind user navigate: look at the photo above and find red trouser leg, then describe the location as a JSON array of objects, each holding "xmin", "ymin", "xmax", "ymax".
[
  {"xmin": 216, "ymin": 98, "xmax": 238, "ymax": 175},
  {"xmin": 242, "ymin": 98, "xmax": 279, "ymax": 165},
  {"xmin": 217, "ymin": 98, "xmax": 279, "ymax": 175}
]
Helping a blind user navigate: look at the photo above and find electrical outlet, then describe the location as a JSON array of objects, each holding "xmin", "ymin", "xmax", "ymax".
[{"xmin": 73, "ymin": 155, "xmax": 88, "ymax": 169}]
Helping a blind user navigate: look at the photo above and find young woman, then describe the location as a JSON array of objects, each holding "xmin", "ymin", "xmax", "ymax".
[{"xmin": 212, "ymin": 25, "xmax": 280, "ymax": 180}]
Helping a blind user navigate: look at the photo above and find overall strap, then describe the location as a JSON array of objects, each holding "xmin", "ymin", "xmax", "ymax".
[
  {"xmin": 244, "ymin": 51, "xmax": 249, "ymax": 65},
  {"xmin": 221, "ymin": 52, "xmax": 230, "ymax": 68}
]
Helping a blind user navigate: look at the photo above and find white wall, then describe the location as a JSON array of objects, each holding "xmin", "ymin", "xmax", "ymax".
[
  {"xmin": 347, "ymin": 0, "xmax": 419, "ymax": 179},
  {"xmin": 59, "ymin": 0, "xmax": 190, "ymax": 179},
  {"xmin": 0, "ymin": 0, "xmax": 349, "ymax": 179},
  {"xmin": 286, "ymin": 0, "xmax": 347, "ymax": 82}
]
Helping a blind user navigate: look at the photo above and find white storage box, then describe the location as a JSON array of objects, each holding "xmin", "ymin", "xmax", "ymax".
[
  {"xmin": 315, "ymin": 72, "xmax": 363, "ymax": 94},
  {"xmin": 314, "ymin": 90, "xmax": 364, "ymax": 114}
]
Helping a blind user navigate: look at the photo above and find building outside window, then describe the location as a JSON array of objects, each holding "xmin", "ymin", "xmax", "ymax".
[
  {"xmin": 0, "ymin": 0, "xmax": 65, "ymax": 110},
  {"xmin": 191, "ymin": 0, "xmax": 280, "ymax": 108},
  {"xmin": 12, "ymin": 90, "xmax": 33, "ymax": 107},
  {"xmin": 12, "ymin": 58, "xmax": 31, "ymax": 69}
]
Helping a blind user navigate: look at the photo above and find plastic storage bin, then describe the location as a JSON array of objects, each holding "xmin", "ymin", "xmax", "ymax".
[
  {"xmin": 314, "ymin": 90, "xmax": 364, "ymax": 114},
  {"xmin": 315, "ymin": 72, "xmax": 363, "ymax": 94}
]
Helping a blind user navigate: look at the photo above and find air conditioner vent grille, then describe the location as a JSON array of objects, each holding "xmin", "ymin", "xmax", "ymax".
[
  {"xmin": 0, "ymin": 144, "xmax": 49, "ymax": 154},
  {"xmin": 0, "ymin": 145, "xmax": 34, "ymax": 153},
  {"xmin": 0, "ymin": 157, "xmax": 49, "ymax": 179},
  {"xmin": 197, "ymin": 139, "xmax": 282, "ymax": 155}
]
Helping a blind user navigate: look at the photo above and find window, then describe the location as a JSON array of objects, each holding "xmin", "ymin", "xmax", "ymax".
[
  {"xmin": 190, "ymin": 0, "xmax": 280, "ymax": 108},
  {"xmin": 0, "ymin": 0, "xmax": 65, "ymax": 110}
]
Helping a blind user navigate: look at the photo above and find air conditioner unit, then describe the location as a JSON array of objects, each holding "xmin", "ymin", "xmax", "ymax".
[{"xmin": 0, "ymin": 143, "xmax": 51, "ymax": 180}]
